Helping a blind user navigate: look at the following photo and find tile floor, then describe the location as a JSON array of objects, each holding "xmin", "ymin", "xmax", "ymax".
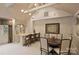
[{"xmin": 0, "ymin": 41, "xmax": 40, "ymax": 55}]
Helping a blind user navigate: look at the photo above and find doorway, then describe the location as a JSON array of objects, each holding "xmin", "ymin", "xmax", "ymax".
[{"xmin": 8, "ymin": 25, "xmax": 13, "ymax": 43}]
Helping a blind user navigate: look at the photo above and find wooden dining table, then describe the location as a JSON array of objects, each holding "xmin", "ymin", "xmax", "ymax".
[
  {"xmin": 48, "ymin": 38, "xmax": 61, "ymax": 55},
  {"xmin": 48, "ymin": 39, "xmax": 61, "ymax": 48}
]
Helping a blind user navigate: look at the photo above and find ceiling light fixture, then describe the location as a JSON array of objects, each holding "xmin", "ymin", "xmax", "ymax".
[
  {"xmin": 29, "ymin": 13, "xmax": 32, "ymax": 15},
  {"xmin": 24, "ymin": 10, "xmax": 28, "ymax": 13},
  {"xmin": 21, "ymin": 9, "xmax": 24, "ymax": 12},
  {"xmin": 34, "ymin": 3, "xmax": 37, "ymax": 7}
]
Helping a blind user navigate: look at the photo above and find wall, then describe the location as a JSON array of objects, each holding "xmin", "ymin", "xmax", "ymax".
[{"xmin": 33, "ymin": 16, "xmax": 73, "ymax": 36}]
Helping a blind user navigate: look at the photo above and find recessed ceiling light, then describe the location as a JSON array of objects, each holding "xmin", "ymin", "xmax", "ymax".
[
  {"xmin": 29, "ymin": 13, "xmax": 32, "ymax": 15},
  {"xmin": 34, "ymin": 3, "xmax": 37, "ymax": 6},
  {"xmin": 21, "ymin": 9, "xmax": 24, "ymax": 12}
]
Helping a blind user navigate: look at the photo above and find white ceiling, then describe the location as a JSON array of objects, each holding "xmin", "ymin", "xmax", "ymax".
[
  {"xmin": 52, "ymin": 3, "xmax": 79, "ymax": 14},
  {"xmin": 0, "ymin": 3, "xmax": 79, "ymax": 25}
]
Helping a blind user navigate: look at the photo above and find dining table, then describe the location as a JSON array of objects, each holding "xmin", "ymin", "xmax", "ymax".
[{"xmin": 48, "ymin": 38, "xmax": 61, "ymax": 55}]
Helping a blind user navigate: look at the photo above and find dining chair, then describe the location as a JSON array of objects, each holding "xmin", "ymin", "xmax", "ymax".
[
  {"xmin": 54, "ymin": 34, "xmax": 73, "ymax": 55},
  {"xmin": 35, "ymin": 33, "xmax": 40, "ymax": 41},
  {"xmin": 23, "ymin": 34, "xmax": 31, "ymax": 46},
  {"xmin": 30, "ymin": 34, "xmax": 35, "ymax": 43},
  {"xmin": 40, "ymin": 37, "xmax": 52, "ymax": 55}
]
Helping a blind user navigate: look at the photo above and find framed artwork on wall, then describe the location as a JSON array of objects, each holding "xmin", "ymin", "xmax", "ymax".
[{"xmin": 45, "ymin": 23, "xmax": 60, "ymax": 34}]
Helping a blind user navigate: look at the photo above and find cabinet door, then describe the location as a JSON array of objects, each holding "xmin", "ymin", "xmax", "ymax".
[{"xmin": 0, "ymin": 25, "xmax": 8, "ymax": 44}]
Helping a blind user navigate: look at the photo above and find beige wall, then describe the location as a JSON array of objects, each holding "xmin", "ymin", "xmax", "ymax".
[{"xmin": 33, "ymin": 16, "xmax": 73, "ymax": 36}]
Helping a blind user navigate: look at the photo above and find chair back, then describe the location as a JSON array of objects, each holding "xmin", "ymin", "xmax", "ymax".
[
  {"xmin": 62, "ymin": 34, "xmax": 72, "ymax": 39},
  {"xmin": 30, "ymin": 33, "xmax": 40, "ymax": 43},
  {"xmin": 44, "ymin": 34, "xmax": 50, "ymax": 38},
  {"xmin": 35, "ymin": 33, "xmax": 40, "ymax": 37},
  {"xmin": 40, "ymin": 37, "xmax": 49, "ymax": 54},
  {"xmin": 35, "ymin": 33, "xmax": 40, "ymax": 41},
  {"xmin": 56, "ymin": 34, "xmax": 62, "ymax": 39},
  {"xmin": 60, "ymin": 34, "xmax": 73, "ymax": 54},
  {"xmin": 30, "ymin": 34, "xmax": 35, "ymax": 39},
  {"xmin": 25, "ymin": 34, "xmax": 31, "ymax": 40},
  {"xmin": 30, "ymin": 34, "xmax": 35, "ymax": 42},
  {"xmin": 24, "ymin": 34, "xmax": 31, "ymax": 46}
]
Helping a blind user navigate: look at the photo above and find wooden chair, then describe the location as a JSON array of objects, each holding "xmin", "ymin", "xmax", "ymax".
[
  {"xmin": 40, "ymin": 37, "xmax": 52, "ymax": 55},
  {"xmin": 23, "ymin": 34, "xmax": 31, "ymax": 46},
  {"xmin": 30, "ymin": 33, "xmax": 40, "ymax": 43},
  {"xmin": 54, "ymin": 34, "xmax": 73, "ymax": 55},
  {"xmin": 34, "ymin": 33, "xmax": 40, "ymax": 41},
  {"xmin": 30, "ymin": 34, "xmax": 35, "ymax": 43}
]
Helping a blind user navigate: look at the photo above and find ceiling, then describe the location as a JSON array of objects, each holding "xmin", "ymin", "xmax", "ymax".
[
  {"xmin": 52, "ymin": 3, "xmax": 79, "ymax": 14},
  {"xmin": 0, "ymin": 3, "xmax": 79, "ymax": 25}
]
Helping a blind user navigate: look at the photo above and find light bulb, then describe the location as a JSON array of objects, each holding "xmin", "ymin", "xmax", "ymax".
[
  {"xmin": 29, "ymin": 13, "xmax": 31, "ymax": 15},
  {"xmin": 34, "ymin": 3, "xmax": 37, "ymax": 6},
  {"xmin": 21, "ymin": 9, "xmax": 24, "ymax": 12}
]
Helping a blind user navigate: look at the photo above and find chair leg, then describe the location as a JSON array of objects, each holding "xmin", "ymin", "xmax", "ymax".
[
  {"xmin": 48, "ymin": 51, "xmax": 49, "ymax": 55},
  {"xmin": 40, "ymin": 48, "xmax": 43, "ymax": 55},
  {"xmin": 27, "ymin": 40, "xmax": 30, "ymax": 46},
  {"xmin": 29, "ymin": 40, "xmax": 31, "ymax": 45},
  {"xmin": 41, "ymin": 50, "xmax": 42, "ymax": 55},
  {"xmin": 59, "ymin": 52, "xmax": 61, "ymax": 55}
]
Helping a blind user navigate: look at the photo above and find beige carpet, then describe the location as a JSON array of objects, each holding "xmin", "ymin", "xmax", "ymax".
[{"xmin": 0, "ymin": 42, "xmax": 40, "ymax": 55}]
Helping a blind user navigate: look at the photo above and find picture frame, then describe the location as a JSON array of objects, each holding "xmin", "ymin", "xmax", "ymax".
[{"xmin": 45, "ymin": 23, "xmax": 60, "ymax": 34}]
